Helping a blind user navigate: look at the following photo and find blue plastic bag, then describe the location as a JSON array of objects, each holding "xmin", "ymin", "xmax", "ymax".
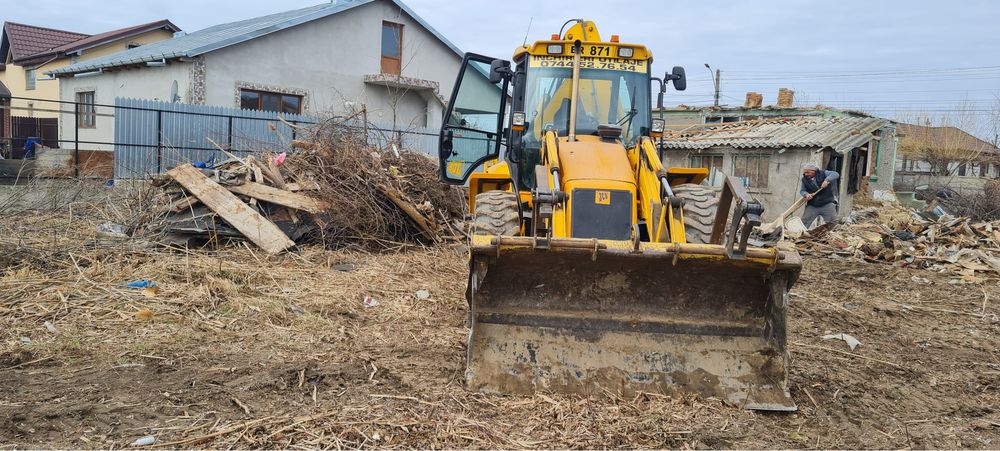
[{"xmin": 125, "ymin": 280, "xmax": 157, "ymax": 289}]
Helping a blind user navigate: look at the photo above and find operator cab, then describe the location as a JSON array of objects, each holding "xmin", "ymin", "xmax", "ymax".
[{"xmin": 438, "ymin": 21, "xmax": 685, "ymax": 193}]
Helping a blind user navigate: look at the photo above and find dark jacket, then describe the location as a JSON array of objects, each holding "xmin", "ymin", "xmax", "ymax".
[{"xmin": 800, "ymin": 170, "xmax": 839, "ymax": 207}]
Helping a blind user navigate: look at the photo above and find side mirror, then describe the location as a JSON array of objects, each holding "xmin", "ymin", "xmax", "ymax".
[
  {"xmin": 670, "ymin": 66, "xmax": 687, "ymax": 91},
  {"xmin": 489, "ymin": 59, "xmax": 513, "ymax": 84}
]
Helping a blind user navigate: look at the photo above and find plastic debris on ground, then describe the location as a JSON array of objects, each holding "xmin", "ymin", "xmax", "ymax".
[
  {"xmin": 131, "ymin": 435, "xmax": 156, "ymax": 447},
  {"xmin": 126, "ymin": 280, "xmax": 157, "ymax": 289},
  {"xmin": 363, "ymin": 295, "xmax": 379, "ymax": 308},
  {"xmin": 822, "ymin": 333, "xmax": 862, "ymax": 350}
]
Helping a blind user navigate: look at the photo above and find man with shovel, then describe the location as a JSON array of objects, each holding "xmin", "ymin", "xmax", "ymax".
[{"xmin": 800, "ymin": 163, "xmax": 840, "ymax": 229}]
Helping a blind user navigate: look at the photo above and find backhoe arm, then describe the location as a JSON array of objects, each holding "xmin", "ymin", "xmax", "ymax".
[{"xmin": 630, "ymin": 137, "xmax": 686, "ymax": 243}]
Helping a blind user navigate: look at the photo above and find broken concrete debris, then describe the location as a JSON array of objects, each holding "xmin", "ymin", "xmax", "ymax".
[{"xmin": 796, "ymin": 200, "xmax": 1000, "ymax": 281}]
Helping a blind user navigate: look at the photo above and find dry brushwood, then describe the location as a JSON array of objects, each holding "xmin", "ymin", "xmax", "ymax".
[
  {"xmin": 127, "ymin": 116, "xmax": 465, "ymax": 253},
  {"xmin": 930, "ymin": 179, "xmax": 1000, "ymax": 221},
  {"xmin": 280, "ymin": 117, "xmax": 466, "ymax": 250}
]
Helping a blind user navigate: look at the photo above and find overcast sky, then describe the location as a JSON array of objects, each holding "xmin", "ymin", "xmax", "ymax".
[{"xmin": 5, "ymin": 0, "xmax": 999, "ymax": 133}]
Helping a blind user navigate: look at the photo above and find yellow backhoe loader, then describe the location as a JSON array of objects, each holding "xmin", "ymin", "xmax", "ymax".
[{"xmin": 437, "ymin": 20, "xmax": 802, "ymax": 411}]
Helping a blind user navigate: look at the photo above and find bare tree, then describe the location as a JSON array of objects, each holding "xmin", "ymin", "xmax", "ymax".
[{"xmin": 898, "ymin": 101, "xmax": 994, "ymax": 177}]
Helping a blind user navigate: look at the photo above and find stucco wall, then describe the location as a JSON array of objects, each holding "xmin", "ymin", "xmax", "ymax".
[
  {"xmin": 80, "ymin": 29, "xmax": 176, "ymax": 61},
  {"xmin": 57, "ymin": 63, "xmax": 190, "ymax": 151},
  {"xmin": 201, "ymin": 0, "xmax": 462, "ymax": 128},
  {"xmin": 1, "ymin": 62, "xmax": 62, "ymax": 118},
  {"xmin": 870, "ymin": 127, "xmax": 898, "ymax": 192}
]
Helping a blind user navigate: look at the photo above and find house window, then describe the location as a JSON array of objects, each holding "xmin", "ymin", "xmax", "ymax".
[
  {"xmin": 26, "ymin": 68, "xmax": 36, "ymax": 90},
  {"xmin": 76, "ymin": 91, "xmax": 95, "ymax": 128},
  {"xmin": 689, "ymin": 154, "xmax": 724, "ymax": 184},
  {"xmin": 239, "ymin": 89, "xmax": 302, "ymax": 114},
  {"xmin": 732, "ymin": 154, "xmax": 770, "ymax": 188},
  {"xmin": 381, "ymin": 21, "xmax": 403, "ymax": 75}
]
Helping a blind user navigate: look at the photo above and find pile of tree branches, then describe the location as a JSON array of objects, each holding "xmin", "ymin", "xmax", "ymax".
[
  {"xmin": 927, "ymin": 180, "xmax": 1000, "ymax": 221},
  {"xmin": 282, "ymin": 117, "xmax": 466, "ymax": 250}
]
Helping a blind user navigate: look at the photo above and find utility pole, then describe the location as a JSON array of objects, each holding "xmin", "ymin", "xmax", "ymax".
[{"xmin": 704, "ymin": 64, "xmax": 721, "ymax": 107}]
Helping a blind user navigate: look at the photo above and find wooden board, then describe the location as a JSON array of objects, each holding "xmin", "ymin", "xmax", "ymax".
[
  {"xmin": 227, "ymin": 181, "xmax": 328, "ymax": 213},
  {"xmin": 285, "ymin": 181, "xmax": 320, "ymax": 191},
  {"xmin": 167, "ymin": 196, "xmax": 200, "ymax": 213},
  {"xmin": 167, "ymin": 164, "xmax": 294, "ymax": 254}
]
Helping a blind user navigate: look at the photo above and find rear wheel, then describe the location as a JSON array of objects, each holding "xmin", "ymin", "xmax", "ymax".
[
  {"xmin": 673, "ymin": 183, "xmax": 720, "ymax": 244},
  {"xmin": 473, "ymin": 190, "xmax": 521, "ymax": 236}
]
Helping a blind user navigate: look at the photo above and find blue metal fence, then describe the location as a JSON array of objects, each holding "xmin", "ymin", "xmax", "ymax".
[
  {"xmin": 113, "ymin": 98, "xmax": 441, "ymax": 179},
  {"xmin": 113, "ymin": 98, "xmax": 318, "ymax": 178}
]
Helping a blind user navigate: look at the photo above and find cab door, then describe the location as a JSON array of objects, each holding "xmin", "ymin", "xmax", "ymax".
[{"xmin": 439, "ymin": 53, "xmax": 509, "ymax": 184}]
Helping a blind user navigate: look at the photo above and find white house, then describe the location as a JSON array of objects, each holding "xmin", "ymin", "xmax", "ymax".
[{"xmin": 49, "ymin": 0, "xmax": 464, "ymax": 152}]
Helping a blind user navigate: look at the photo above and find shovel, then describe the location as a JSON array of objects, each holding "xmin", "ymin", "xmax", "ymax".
[{"xmin": 754, "ymin": 185, "xmax": 825, "ymax": 242}]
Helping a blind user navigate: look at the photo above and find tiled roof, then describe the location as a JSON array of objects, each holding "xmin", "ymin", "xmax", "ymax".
[
  {"xmin": 898, "ymin": 123, "xmax": 1000, "ymax": 155},
  {"xmin": 50, "ymin": 0, "xmax": 462, "ymax": 75},
  {"xmin": 660, "ymin": 116, "xmax": 888, "ymax": 154},
  {"xmin": 49, "ymin": 20, "xmax": 180, "ymax": 54},
  {"xmin": 2, "ymin": 22, "xmax": 89, "ymax": 62}
]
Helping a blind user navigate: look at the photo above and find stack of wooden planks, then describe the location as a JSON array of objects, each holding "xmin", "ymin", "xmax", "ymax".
[{"xmin": 155, "ymin": 158, "xmax": 327, "ymax": 254}]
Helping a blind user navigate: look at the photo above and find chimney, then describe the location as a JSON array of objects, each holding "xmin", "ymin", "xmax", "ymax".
[
  {"xmin": 744, "ymin": 92, "xmax": 763, "ymax": 108},
  {"xmin": 776, "ymin": 88, "xmax": 795, "ymax": 108}
]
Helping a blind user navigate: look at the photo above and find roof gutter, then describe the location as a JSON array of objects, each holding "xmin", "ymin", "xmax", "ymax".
[{"xmin": 73, "ymin": 69, "xmax": 103, "ymax": 78}]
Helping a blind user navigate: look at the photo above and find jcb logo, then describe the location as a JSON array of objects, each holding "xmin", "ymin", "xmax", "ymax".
[{"xmin": 595, "ymin": 190, "xmax": 611, "ymax": 205}]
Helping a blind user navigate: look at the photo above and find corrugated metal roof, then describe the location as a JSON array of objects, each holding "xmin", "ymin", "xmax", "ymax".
[
  {"xmin": 50, "ymin": 0, "xmax": 462, "ymax": 75},
  {"xmin": 659, "ymin": 116, "xmax": 888, "ymax": 154}
]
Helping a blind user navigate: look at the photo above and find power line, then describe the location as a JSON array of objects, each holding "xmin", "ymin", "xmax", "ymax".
[{"xmin": 719, "ymin": 65, "xmax": 1000, "ymax": 76}]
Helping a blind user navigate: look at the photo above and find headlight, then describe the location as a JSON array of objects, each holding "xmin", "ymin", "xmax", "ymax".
[
  {"xmin": 617, "ymin": 47, "xmax": 634, "ymax": 58},
  {"xmin": 547, "ymin": 44, "xmax": 564, "ymax": 55},
  {"xmin": 512, "ymin": 112, "xmax": 526, "ymax": 126},
  {"xmin": 651, "ymin": 119, "xmax": 665, "ymax": 133}
]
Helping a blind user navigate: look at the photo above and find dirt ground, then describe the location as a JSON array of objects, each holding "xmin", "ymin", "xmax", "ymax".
[{"xmin": 2, "ymin": 213, "xmax": 1000, "ymax": 449}]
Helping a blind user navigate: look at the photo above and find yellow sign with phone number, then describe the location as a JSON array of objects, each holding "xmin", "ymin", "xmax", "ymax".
[{"xmin": 529, "ymin": 55, "xmax": 647, "ymax": 73}]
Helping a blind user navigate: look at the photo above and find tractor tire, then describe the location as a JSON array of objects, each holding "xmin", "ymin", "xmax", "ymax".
[
  {"xmin": 673, "ymin": 183, "xmax": 720, "ymax": 244},
  {"xmin": 473, "ymin": 190, "xmax": 521, "ymax": 236}
]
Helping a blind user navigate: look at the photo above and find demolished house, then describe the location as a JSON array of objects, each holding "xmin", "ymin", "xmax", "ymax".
[{"xmin": 659, "ymin": 115, "xmax": 893, "ymax": 221}]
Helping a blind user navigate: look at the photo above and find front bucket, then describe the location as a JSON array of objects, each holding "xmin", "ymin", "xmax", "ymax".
[{"xmin": 466, "ymin": 238, "xmax": 801, "ymax": 411}]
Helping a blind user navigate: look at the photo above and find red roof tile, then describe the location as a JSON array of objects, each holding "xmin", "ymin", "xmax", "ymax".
[{"xmin": 3, "ymin": 22, "xmax": 89, "ymax": 62}]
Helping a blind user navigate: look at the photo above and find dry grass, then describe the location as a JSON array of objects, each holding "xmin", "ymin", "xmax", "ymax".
[{"xmin": 2, "ymin": 187, "xmax": 999, "ymax": 449}]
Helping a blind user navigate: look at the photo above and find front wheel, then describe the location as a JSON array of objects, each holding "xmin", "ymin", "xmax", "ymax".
[{"xmin": 473, "ymin": 190, "xmax": 520, "ymax": 236}]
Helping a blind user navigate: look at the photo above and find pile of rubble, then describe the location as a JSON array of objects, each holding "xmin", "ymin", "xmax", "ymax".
[
  {"xmin": 139, "ymin": 121, "xmax": 465, "ymax": 254},
  {"xmin": 796, "ymin": 202, "xmax": 1000, "ymax": 283}
]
